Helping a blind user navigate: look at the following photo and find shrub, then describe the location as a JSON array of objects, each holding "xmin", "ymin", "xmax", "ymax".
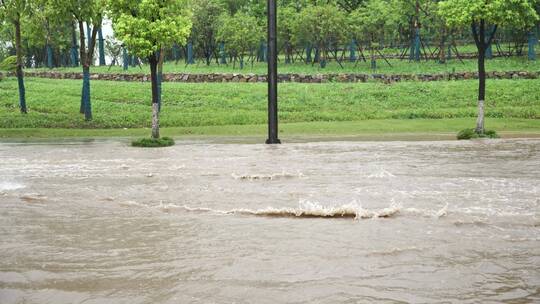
[
  {"xmin": 483, "ymin": 130, "xmax": 500, "ymax": 138},
  {"xmin": 131, "ymin": 137, "xmax": 175, "ymax": 148},
  {"xmin": 0, "ymin": 56, "xmax": 17, "ymax": 72},
  {"xmin": 457, "ymin": 128, "xmax": 475, "ymax": 140},
  {"xmin": 457, "ymin": 128, "xmax": 500, "ymax": 140}
]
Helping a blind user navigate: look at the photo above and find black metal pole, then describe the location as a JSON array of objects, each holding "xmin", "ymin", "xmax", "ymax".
[{"xmin": 266, "ymin": 0, "xmax": 281, "ymax": 144}]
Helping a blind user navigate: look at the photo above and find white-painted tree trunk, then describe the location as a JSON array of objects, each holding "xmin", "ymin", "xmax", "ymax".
[
  {"xmin": 475, "ymin": 99, "xmax": 485, "ymax": 134},
  {"xmin": 151, "ymin": 102, "xmax": 160, "ymax": 139}
]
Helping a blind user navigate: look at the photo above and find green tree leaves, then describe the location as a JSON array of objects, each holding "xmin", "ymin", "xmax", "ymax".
[
  {"xmin": 217, "ymin": 11, "xmax": 262, "ymax": 58},
  {"xmin": 109, "ymin": 0, "xmax": 192, "ymax": 59},
  {"xmin": 438, "ymin": 0, "xmax": 539, "ymax": 29}
]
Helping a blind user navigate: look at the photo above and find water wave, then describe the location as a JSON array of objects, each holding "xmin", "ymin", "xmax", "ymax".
[
  {"xmin": 115, "ymin": 198, "xmax": 459, "ymax": 221},
  {"xmin": 402, "ymin": 203, "xmax": 448, "ymax": 218},
  {"xmin": 170, "ymin": 201, "xmax": 401, "ymax": 219},
  {"xmin": 0, "ymin": 181, "xmax": 25, "ymax": 191},
  {"xmin": 367, "ymin": 168, "xmax": 395, "ymax": 178},
  {"xmin": 120, "ymin": 200, "xmax": 455, "ymax": 220},
  {"xmin": 231, "ymin": 171, "xmax": 304, "ymax": 181},
  {"xmin": 367, "ymin": 246, "xmax": 422, "ymax": 256},
  {"xmin": 19, "ymin": 193, "xmax": 47, "ymax": 203}
]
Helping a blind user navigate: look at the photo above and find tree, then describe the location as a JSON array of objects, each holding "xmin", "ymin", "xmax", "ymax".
[
  {"xmin": 293, "ymin": 4, "xmax": 349, "ymax": 68},
  {"xmin": 423, "ymin": 0, "xmax": 450, "ymax": 64},
  {"xmin": 217, "ymin": 11, "xmax": 262, "ymax": 69},
  {"xmin": 109, "ymin": 0, "xmax": 192, "ymax": 139},
  {"xmin": 191, "ymin": 0, "xmax": 225, "ymax": 65},
  {"xmin": 97, "ymin": 24, "xmax": 105, "ymax": 66},
  {"xmin": 25, "ymin": 0, "xmax": 72, "ymax": 69},
  {"xmin": 27, "ymin": 0, "xmax": 55, "ymax": 68},
  {"xmin": 219, "ymin": 0, "xmax": 250, "ymax": 14},
  {"xmin": 50, "ymin": 0, "xmax": 105, "ymax": 121},
  {"xmin": 349, "ymin": 0, "xmax": 398, "ymax": 69},
  {"xmin": 337, "ymin": 0, "xmax": 365, "ymax": 12},
  {"xmin": 0, "ymin": 0, "xmax": 31, "ymax": 113},
  {"xmin": 388, "ymin": 0, "xmax": 432, "ymax": 62},
  {"xmin": 104, "ymin": 37, "xmax": 121, "ymax": 66},
  {"xmin": 277, "ymin": 5, "xmax": 299, "ymax": 64},
  {"xmin": 439, "ymin": 0, "xmax": 538, "ymax": 134}
]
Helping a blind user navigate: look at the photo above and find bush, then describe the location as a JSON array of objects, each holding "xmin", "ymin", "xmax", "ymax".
[
  {"xmin": 0, "ymin": 56, "xmax": 17, "ymax": 72},
  {"xmin": 457, "ymin": 128, "xmax": 475, "ymax": 140},
  {"xmin": 131, "ymin": 137, "xmax": 175, "ymax": 147},
  {"xmin": 457, "ymin": 128, "xmax": 500, "ymax": 140},
  {"xmin": 483, "ymin": 130, "xmax": 500, "ymax": 138}
]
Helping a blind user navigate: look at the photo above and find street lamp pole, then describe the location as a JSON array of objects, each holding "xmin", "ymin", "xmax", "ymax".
[{"xmin": 266, "ymin": 0, "xmax": 281, "ymax": 144}]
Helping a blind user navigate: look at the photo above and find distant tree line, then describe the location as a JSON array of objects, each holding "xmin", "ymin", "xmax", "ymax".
[{"xmin": 1, "ymin": 0, "xmax": 539, "ymax": 70}]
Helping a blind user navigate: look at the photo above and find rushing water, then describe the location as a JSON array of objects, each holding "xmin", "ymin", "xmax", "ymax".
[{"xmin": 0, "ymin": 138, "xmax": 539, "ymax": 303}]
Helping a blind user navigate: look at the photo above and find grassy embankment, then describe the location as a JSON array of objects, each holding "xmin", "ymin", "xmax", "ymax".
[
  {"xmin": 31, "ymin": 57, "xmax": 540, "ymax": 75},
  {"xmin": 0, "ymin": 77, "xmax": 539, "ymax": 139}
]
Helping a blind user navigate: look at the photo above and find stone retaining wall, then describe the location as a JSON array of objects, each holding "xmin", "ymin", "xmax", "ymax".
[{"xmin": 2, "ymin": 70, "xmax": 538, "ymax": 83}]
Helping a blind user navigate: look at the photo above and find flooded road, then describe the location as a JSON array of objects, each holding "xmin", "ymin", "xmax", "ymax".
[{"xmin": 0, "ymin": 138, "xmax": 539, "ymax": 303}]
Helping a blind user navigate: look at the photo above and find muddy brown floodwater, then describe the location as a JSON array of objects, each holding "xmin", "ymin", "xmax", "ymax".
[{"xmin": 0, "ymin": 138, "xmax": 539, "ymax": 303}]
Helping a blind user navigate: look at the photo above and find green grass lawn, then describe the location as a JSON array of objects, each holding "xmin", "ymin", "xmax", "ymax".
[
  {"xmin": 0, "ymin": 77, "xmax": 538, "ymax": 136},
  {"xmin": 2, "ymin": 119, "xmax": 540, "ymax": 140},
  {"xmin": 29, "ymin": 57, "xmax": 540, "ymax": 76}
]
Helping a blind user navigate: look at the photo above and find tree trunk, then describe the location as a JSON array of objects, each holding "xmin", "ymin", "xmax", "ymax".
[
  {"xmin": 86, "ymin": 24, "xmax": 92, "ymax": 61},
  {"xmin": 410, "ymin": 0, "xmax": 421, "ymax": 62},
  {"xmin": 306, "ymin": 44, "xmax": 312, "ymax": 63},
  {"xmin": 285, "ymin": 42, "xmax": 291, "ymax": 64},
  {"xmin": 78, "ymin": 21, "xmax": 98, "ymax": 120},
  {"xmin": 157, "ymin": 47, "xmax": 165, "ymax": 112},
  {"xmin": 320, "ymin": 46, "xmax": 326, "ymax": 68},
  {"xmin": 439, "ymin": 26, "xmax": 446, "ymax": 64},
  {"xmin": 82, "ymin": 65, "xmax": 92, "ymax": 120},
  {"xmin": 370, "ymin": 38, "xmax": 376, "ymax": 70},
  {"xmin": 98, "ymin": 28, "xmax": 106, "ymax": 66},
  {"xmin": 476, "ymin": 50, "xmax": 486, "ymax": 134},
  {"xmin": 349, "ymin": 39, "xmax": 357, "ymax": 63},
  {"xmin": 71, "ymin": 21, "xmax": 79, "ymax": 67},
  {"xmin": 471, "ymin": 21, "xmax": 498, "ymax": 135},
  {"xmin": 485, "ymin": 26, "xmax": 494, "ymax": 59},
  {"xmin": 78, "ymin": 21, "xmax": 87, "ymax": 115},
  {"xmin": 149, "ymin": 55, "xmax": 160, "ymax": 139},
  {"xmin": 46, "ymin": 43, "xmax": 53, "ymax": 68},
  {"xmin": 122, "ymin": 47, "xmax": 129, "ymax": 70},
  {"xmin": 528, "ymin": 31, "xmax": 537, "ymax": 61},
  {"xmin": 219, "ymin": 42, "xmax": 226, "ymax": 64},
  {"xmin": 187, "ymin": 41, "xmax": 194, "ymax": 64},
  {"xmin": 474, "ymin": 20, "xmax": 487, "ymax": 134},
  {"xmin": 14, "ymin": 17, "xmax": 27, "ymax": 114}
]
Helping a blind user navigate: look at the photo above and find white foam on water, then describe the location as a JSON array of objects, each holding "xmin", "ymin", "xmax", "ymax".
[
  {"xmin": 452, "ymin": 217, "xmax": 489, "ymax": 227},
  {"xmin": 170, "ymin": 200, "xmax": 402, "ymax": 220},
  {"xmin": 119, "ymin": 200, "xmax": 147, "ymax": 208},
  {"xmin": 402, "ymin": 203, "xmax": 449, "ymax": 218},
  {"xmin": 366, "ymin": 246, "xmax": 422, "ymax": 256},
  {"xmin": 457, "ymin": 206, "xmax": 538, "ymax": 218},
  {"xmin": 367, "ymin": 168, "xmax": 395, "ymax": 178},
  {"xmin": 120, "ymin": 200, "xmax": 480, "ymax": 222},
  {"xmin": 0, "ymin": 181, "xmax": 25, "ymax": 191},
  {"xmin": 231, "ymin": 170, "xmax": 304, "ymax": 181}
]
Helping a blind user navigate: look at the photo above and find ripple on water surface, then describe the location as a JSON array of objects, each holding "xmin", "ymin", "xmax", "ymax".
[{"xmin": 0, "ymin": 138, "xmax": 539, "ymax": 303}]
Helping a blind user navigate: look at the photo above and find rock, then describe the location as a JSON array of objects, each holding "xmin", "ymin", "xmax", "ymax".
[{"xmin": 17, "ymin": 69, "xmax": 535, "ymax": 84}]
